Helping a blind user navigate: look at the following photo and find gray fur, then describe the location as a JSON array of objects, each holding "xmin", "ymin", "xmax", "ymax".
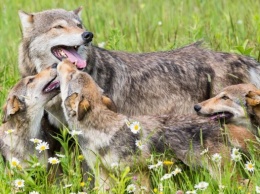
[{"xmin": 18, "ymin": 8, "xmax": 260, "ymax": 122}]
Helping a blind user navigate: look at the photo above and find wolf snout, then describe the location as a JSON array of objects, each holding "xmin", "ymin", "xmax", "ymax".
[
  {"xmin": 194, "ymin": 104, "xmax": 201, "ymax": 112},
  {"xmin": 82, "ymin": 31, "xmax": 94, "ymax": 44}
]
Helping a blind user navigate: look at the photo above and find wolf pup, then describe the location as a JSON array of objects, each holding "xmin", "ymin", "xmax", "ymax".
[
  {"xmin": 18, "ymin": 8, "xmax": 260, "ymax": 125},
  {"xmin": 194, "ymin": 83, "xmax": 260, "ymax": 136},
  {"xmin": 0, "ymin": 64, "xmax": 60, "ymax": 167},
  {"xmin": 58, "ymin": 60, "xmax": 256, "ymax": 192}
]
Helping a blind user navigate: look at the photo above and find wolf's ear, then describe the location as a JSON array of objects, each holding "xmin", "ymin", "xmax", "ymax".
[
  {"xmin": 2, "ymin": 95, "xmax": 25, "ymax": 123},
  {"xmin": 246, "ymin": 90, "xmax": 260, "ymax": 106},
  {"xmin": 101, "ymin": 96, "xmax": 117, "ymax": 112},
  {"xmin": 18, "ymin": 10, "xmax": 34, "ymax": 34},
  {"xmin": 64, "ymin": 93, "xmax": 78, "ymax": 118},
  {"xmin": 77, "ymin": 96, "xmax": 90, "ymax": 121},
  {"xmin": 73, "ymin": 6, "xmax": 83, "ymax": 18}
]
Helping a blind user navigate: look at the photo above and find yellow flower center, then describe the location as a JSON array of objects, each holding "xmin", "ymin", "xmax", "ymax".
[
  {"xmin": 134, "ymin": 125, "xmax": 139, "ymax": 130},
  {"xmin": 40, "ymin": 146, "xmax": 46, "ymax": 150}
]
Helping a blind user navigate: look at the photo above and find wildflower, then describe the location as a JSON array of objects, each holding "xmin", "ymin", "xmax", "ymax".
[
  {"xmin": 35, "ymin": 141, "xmax": 49, "ymax": 153},
  {"xmin": 78, "ymin": 155, "xmax": 84, "ymax": 161},
  {"xmin": 153, "ymin": 188, "xmax": 158, "ymax": 193},
  {"xmin": 140, "ymin": 186, "xmax": 148, "ymax": 191},
  {"xmin": 29, "ymin": 191, "xmax": 39, "ymax": 194},
  {"xmin": 211, "ymin": 153, "xmax": 222, "ymax": 163},
  {"xmin": 245, "ymin": 161, "xmax": 255, "ymax": 172},
  {"xmin": 63, "ymin": 184, "xmax": 72, "ymax": 188},
  {"xmin": 69, "ymin": 130, "xmax": 83, "ymax": 136},
  {"xmin": 111, "ymin": 162, "xmax": 119, "ymax": 168},
  {"xmin": 5, "ymin": 129, "xmax": 14, "ymax": 134},
  {"xmin": 78, "ymin": 192, "xmax": 87, "ymax": 194},
  {"xmin": 10, "ymin": 157, "xmax": 20, "ymax": 168},
  {"xmin": 160, "ymin": 173, "xmax": 172, "ymax": 181},
  {"xmin": 186, "ymin": 191, "xmax": 197, "ymax": 194},
  {"xmin": 126, "ymin": 184, "xmax": 136, "ymax": 193},
  {"xmin": 30, "ymin": 138, "xmax": 42, "ymax": 144},
  {"xmin": 48, "ymin": 157, "xmax": 60, "ymax": 164},
  {"xmin": 56, "ymin": 153, "xmax": 65, "ymax": 158},
  {"xmin": 237, "ymin": 20, "xmax": 243, "ymax": 25},
  {"xmin": 194, "ymin": 181, "xmax": 209, "ymax": 191},
  {"xmin": 159, "ymin": 183, "xmax": 163, "ymax": 192},
  {"xmin": 200, "ymin": 147, "xmax": 208, "ymax": 155},
  {"xmin": 135, "ymin": 140, "xmax": 144, "ymax": 150},
  {"xmin": 158, "ymin": 21, "xmax": 162, "ymax": 26},
  {"xmin": 14, "ymin": 179, "xmax": 25, "ymax": 188},
  {"xmin": 98, "ymin": 42, "xmax": 106, "ymax": 48},
  {"xmin": 256, "ymin": 186, "xmax": 260, "ymax": 193},
  {"xmin": 231, "ymin": 148, "xmax": 242, "ymax": 162},
  {"xmin": 163, "ymin": 160, "xmax": 174, "ymax": 166},
  {"xmin": 172, "ymin": 167, "xmax": 182, "ymax": 176},
  {"xmin": 125, "ymin": 119, "xmax": 131, "ymax": 127},
  {"xmin": 88, "ymin": 177, "xmax": 92, "ymax": 182},
  {"xmin": 32, "ymin": 163, "xmax": 41, "ymax": 168},
  {"xmin": 129, "ymin": 121, "xmax": 141, "ymax": 134},
  {"xmin": 148, "ymin": 161, "xmax": 163, "ymax": 170},
  {"xmin": 80, "ymin": 182, "xmax": 85, "ymax": 187}
]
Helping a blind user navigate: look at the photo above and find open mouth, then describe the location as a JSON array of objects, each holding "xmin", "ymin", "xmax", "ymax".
[
  {"xmin": 51, "ymin": 45, "xmax": 86, "ymax": 70},
  {"xmin": 208, "ymin": 112, "xmax": 234, "ymax": 121},
  {"xmin": 43, "ymin": 76, "xmax": 60, "ymax": 93}
]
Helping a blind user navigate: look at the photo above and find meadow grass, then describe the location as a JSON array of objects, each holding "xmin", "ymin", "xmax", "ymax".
[{"xmin": 1, "ymin": 0, "xmax": 260, "ymax": 193}]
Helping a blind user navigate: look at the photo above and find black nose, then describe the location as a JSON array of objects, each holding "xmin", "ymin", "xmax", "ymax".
[
  {"xmin": 52, "ymin": 63, "xmax": 58, "ymax": 69},
  {"xmin": 81, "ymin": 31, "xmax": 94, "ymax": 44},
  {"xmin": 194, "ymin": 104, "xmax": 201, "ymax": 112}
]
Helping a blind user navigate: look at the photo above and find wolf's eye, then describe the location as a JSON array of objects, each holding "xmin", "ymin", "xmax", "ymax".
[
  {"xmin": 221, "ymin": 95, "xmax": 229, "ymax": 100},
  {"xmin": 54, "ymin": 25, "xmax": 63, "ymax": 29},
  {"xmin": 27, "ymin": 77, "xmax": 34, "ymax": 85},
  {"xmin": 77, "ymin": 23, "xmax": 83, "ymax": 29}
]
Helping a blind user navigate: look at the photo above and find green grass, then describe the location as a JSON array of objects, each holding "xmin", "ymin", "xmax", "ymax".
[{"xmin": 1, "ymin": 0, "xmax": 260, "ymax": 193}]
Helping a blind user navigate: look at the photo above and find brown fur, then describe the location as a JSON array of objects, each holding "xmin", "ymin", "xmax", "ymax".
[
  {"xmin": 0, "ymin": 66, "xmax": 60, "ymax": 167},
  {"xmin": 58, "ymin": 60, "xmax": 256, "ymax": 192}
]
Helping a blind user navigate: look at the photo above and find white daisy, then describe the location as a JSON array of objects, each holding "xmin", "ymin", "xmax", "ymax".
[
  {"xmin": 29, "ymin": 191, "xmax": 40, "ymax": 194},
  {"xmin": 211, "ymin": 153, "xmax": 222, "ymax": 163},
  {"xmin": 69, "ymin": 130, "xmax": 83, "ymax": 136},
  {"xmin": 111, "ymin": 162, "xmax": 119, "ymax": 168},
  {"xmin": 5, "ymin": 129, "xmax": 14, "ymax": 134},
  {"xmin": 172, "ymin": 167, "xmax": 182, "ymax": 176},
  {"xmin": 63, "ymin": 184, "xmax": 72, "ymax": 188},
  {"xmin": 160, "ymin": 173, "xmax": 172, "ymax": 181},
  {"xmin": 98, "ymin": 42, "xmax": 106, "ymax": 48},
  {"xmin": 231, "ymin": 148, "xmax": 242, "ymax": 162},
  {"xmin": 30, "ymin": 138, "xmax": 42, "ymax": 144},
  {"xmin": 56, "ymin": 153, "xmax": 65, "ymax": 158},
  {"xmin": 194, "ymin": 181, "xmax": 209, "ymax": 190},
  {"xmin": 200, "ymin": 147, "xmax": 208, "ymax": 155},
  {"xmin": 245, "ymin": 161, "xmax": 255, "ymax": 172},
  {"xmin": 148, "ymin": 161, "xmax": 163, "ymax": 170},
  {"xmin": 126, "ymin": 184, "xmax": 136, "ymax": 193},
  {"xmin": 129, "ymin": 121, "xmax": 141, "ymax": 134},
  {"xmin": 35, "ymin": 141, "xmax": 49, "ymax": 153},
  {"xmin": 256, "ymin": 185, "xmax": 260, "ymax": 193},
  {"xmin": 135, "ymin": 140, "xmax": 145, "ymax": 150},
  {"xmin": 48, "ymin": 157, "xmax": 60, "ymax": 165},
  {"xmin": 14, "ymin": 179, "xmax": 25, "ymax": 188},
  {"xmin": 10, "ymin": 157, "xmax": 20, "ymax": 168}
]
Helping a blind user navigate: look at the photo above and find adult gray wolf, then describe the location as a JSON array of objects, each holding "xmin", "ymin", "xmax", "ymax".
[
  {"xmin": 18, "ymin": 8, "xmax": 260, "ymax": 127},
  {"xmin": 194, "ymin": 83, "xmax": 260, "ymax": 136},
  {"xmin": 57, "ymin": 60, "xmax": 256, "ymax": 192},
  {"xmin": 0, "ymin": 64, "xmax": 60, "ymax": 167}
]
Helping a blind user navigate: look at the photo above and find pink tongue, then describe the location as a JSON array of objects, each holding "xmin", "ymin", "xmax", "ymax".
[{"xmin": 61, "ymin": 47, "xmax": 86, "ymax": 69}]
